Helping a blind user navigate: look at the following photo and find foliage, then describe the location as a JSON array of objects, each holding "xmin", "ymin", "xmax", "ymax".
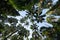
[
  {"xmin": 0, "ymin": 0, "xmax": 60, "ymax": 40},
  {"xmin": 9, "ymin": 0, "xmax": 39, "ymax": 10}
]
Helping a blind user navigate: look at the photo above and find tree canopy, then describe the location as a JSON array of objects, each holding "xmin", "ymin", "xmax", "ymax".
[{"xmin": 0, "ymin": 0, "xmax": 60, "ymax": 40}]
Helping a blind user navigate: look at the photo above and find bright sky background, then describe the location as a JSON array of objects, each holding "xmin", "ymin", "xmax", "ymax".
[
  {"xmin": 5, "ymin": 0, "xmax": 59, "ymax": 40},
  {"xmin": 16, "ymin": 0, "xmax": 58, "ymax": 39}
]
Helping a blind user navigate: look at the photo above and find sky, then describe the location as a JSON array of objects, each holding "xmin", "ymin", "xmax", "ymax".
[
  {"xmin": 5, "ymin": 0, "xmax": 59, "ymax": 40},
  {"xmin": 6, "ymin": 9, "xmax": 53, "ymax": 40},
  {"xmin": 16, "ymin": 0, "xmax": 58, "ymax": 39},
  {"xmin": 15, "ymin": 9, "xmax": 53, "ymax": 40}
]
